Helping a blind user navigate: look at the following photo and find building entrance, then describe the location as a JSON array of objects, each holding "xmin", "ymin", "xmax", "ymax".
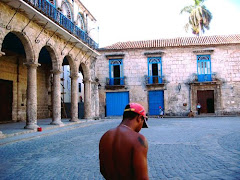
[
  {"xmin": 197, "ymin": 90, "xmax": 214, "ymax": 113},
  {"xmin": 0, "ymin": 79, "xmax": 13, "ymax": 121}
]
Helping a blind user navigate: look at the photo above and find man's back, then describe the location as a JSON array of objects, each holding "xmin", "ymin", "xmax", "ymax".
[{"xmin": 99, "ymin": 125, "xmax": 148, "ymax": 180}]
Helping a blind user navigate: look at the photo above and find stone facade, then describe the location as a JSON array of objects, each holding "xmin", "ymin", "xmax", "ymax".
[
  {"xmin": 0, "ymin": 0, "xmax": 100, "ymax": 129},
  {"xmin": 96, "ymin": 38, "xmax": 240, "ymax": 117}
]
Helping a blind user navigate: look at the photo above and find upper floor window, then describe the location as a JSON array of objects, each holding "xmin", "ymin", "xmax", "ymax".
[
  {"xmin": 61, "ymin": 1, "xmax": 72, "ymax": 20},
  {"xmin": 148, "ymin": 57, "xmax": 162, "ymax": 84},
  {"xmin": 109, "ymin": 59, "xmax": 124, "ymax": 85},
  {"xmin": 197, "ymin": 55, "xmax": 212, "ymax": 82},
  {"xmin": 77, "ymin": 13, "xmax": 85, "ymax": 31}
]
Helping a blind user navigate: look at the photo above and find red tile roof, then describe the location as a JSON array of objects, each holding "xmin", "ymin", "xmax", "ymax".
[{"xmin": 101, "ymin": 34, "xmax": 240, "ymax": 50}]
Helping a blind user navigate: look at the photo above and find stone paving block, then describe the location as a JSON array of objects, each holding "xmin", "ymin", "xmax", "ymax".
[{"xmin": 0, "ymin": 117, "xmax": 240, "ymax": 179}]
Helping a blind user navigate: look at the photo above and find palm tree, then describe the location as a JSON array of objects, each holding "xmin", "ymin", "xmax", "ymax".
[{"xmin": 180, "ymin": 0, "xmax": 212, "ymax": 36}]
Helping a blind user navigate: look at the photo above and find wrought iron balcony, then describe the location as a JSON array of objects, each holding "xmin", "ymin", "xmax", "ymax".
[
  {"xmin": 146, "ymin": 75, "xmax": 163, "ymax": 84},
  {"xmin": 24, "ymin": 0, "xmax": 98, "ymax": 49},
  {"xmin": 105, "ymin": 77, "xmax": 125, "ymax": 89},
  {"xmin": 145, "ymin": 75, "xmax": 165, "ymax": 88},
  {"xmin": 197, "ymin": 74, "xmax": 212, "ymax": 82}
]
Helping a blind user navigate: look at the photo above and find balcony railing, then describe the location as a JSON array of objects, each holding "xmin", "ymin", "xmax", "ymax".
[
  {"xmin": 147, "ymin": 75, "xmax": 163, "ymax": 84},
  {"xmin": 106, "ymin": 77, "xmax": 125, "ymax": 86},
  {"xmin": 197, "ymin": 74, "xmax": 212, "ymax": 82},
  {"xmin": 24, "ymin": 0, "xmax": 98, "ymax": 49}
]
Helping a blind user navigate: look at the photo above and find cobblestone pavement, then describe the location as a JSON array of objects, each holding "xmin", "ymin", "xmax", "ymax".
[{"xmin": 0, "ymin": 117, "xmax": 240, "ymax": 180}]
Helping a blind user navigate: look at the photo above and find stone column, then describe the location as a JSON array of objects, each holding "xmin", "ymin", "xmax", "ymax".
[
  {"xmin": 69, "ymin": 74, "xmax": 79, "ymax": 122},
  {"xmin": 24, "ymin": 62, "xmax": 40, "ymax": 130},
  {"xmin": 0, "ymin": 51, "xmax": 5, "ymax": 57},
  {"xmin": 94, "ymin": 82, "xmax": 100, "ymax": 119},
  {"xmin": 83, "ymin": 79, "xmax": 92, "ymax": 119},
  {"xmin": 50, "ymin": 69, "xmax": 64, "ymax": 126}
]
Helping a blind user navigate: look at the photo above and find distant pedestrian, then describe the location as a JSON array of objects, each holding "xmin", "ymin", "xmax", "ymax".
[
  {"xmin": 197, "ymin": 103, "xmax": 201, "ymax": 115},
  {"xmin": 159, "ymin": 106, "xmax": 164, "ymax": 118},
  {"xmin": 188, "ymin": 110, "xmax": 194, "ymax": 118}
]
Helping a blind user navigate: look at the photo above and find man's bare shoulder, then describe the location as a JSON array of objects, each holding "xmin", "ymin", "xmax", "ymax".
[
  {"xmin": 100, "ymin": 128, "xmax": 116, "ymax": 142},
  {"xmin": 135, "ymin": 134, "xmax": 148, "ymax": 150}
]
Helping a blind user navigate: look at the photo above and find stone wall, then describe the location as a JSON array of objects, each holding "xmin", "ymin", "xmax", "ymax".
[
  {"xmin": 0, "ymin": 54, "xmax": 27, "ymax": 121},
  {"xmin": 97, "ymin": 44, "xmax": 240, "ymax": 117},
  {"xmin": 0, "ymin": 1, "xmax": 99, "ymax": 124}
]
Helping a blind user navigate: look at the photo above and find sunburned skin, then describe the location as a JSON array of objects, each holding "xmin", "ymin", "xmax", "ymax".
[
  {"xmin": 138, "ymin": 136, "xmax": 148, "ymax": 148},
  {"xmin": 99, "ymin": 123, "xmax": 149, "ymax": 180}
]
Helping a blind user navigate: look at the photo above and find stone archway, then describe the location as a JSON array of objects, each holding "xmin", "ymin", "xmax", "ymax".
[
  {"xmin": 37, "ymin": 45, "xmax": 58, "ymax": 120},
  {"xmin": 61, "ymin": 54, "xmax": 80, "ymax": 122},
  {"xmin": 0, "ymin": 31, "xmax": 40, "ymax": 129},
  {"xmin": 79, "ymin": 62, "xmax": 93, "ymax": 119}
]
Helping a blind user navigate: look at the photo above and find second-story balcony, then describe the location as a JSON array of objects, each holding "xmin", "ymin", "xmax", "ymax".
[
  {"xmin": 105, "ymin": 77, "xmax": 126, "ymax": 90},
  {"xmin": 188, "ymin": 73, "xmax": 222, "ymax": 85},
  {"xmin": 25, "ymin": 0, "xmax": 98, "ymax": 49},
  {"xmin": 148, "ymin": 75, "xmax": 163, "ymax": 84},
  {"xmin": 145, "ymin": 75, "xmax": 166, "ymax": 88},
  {"xmin": 197, "ymin": 74, "xmax": 212, "ymax": 82},
  {"xmin": 3, "ymin": 0, "xmax": 99, "ymax": 50}
]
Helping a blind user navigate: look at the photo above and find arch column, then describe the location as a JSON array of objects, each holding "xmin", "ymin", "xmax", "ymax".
[
  {"xmin": 0, "ymin": 51, "xmax": 5, "ymax": 57},
  {"xmin": 69, "ymin": 74, "xmax": 80, "ymax": 122},
  {"xmin": 93, "ymin": 81, "xmax": 100, "ymax": 119},
  {"xmin": 83, "ymin": 78, "xmax": 92, "ymax": 119},
  {"xmin": 50, "ymin": 69, "xmax": 64, "ymax": 126},
  {"xmin": 24, "ymin": 62, "xmax": 40, "ymax": 130}
]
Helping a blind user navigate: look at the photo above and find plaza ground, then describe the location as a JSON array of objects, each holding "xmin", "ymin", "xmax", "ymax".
[{"xmin": 0, "ymin": 117, "xmax": 240, "ymax": 179}]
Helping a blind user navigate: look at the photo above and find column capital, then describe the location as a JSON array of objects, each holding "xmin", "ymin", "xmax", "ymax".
[
  {"xmin": 0, "ymin": 51, "xmax": 5, "ymax": 57},
  {"xmin": 51, "ymin": 69, "xmax": 63, "ymax": 75},
  {"xmin": 70, "ymin": 73, "xmax": 79, "ymax": 79},
  {"xmin": 24, "ymin": 62, "xmax": 41, "ymax": 68},
  {"xmin": 83, "ymin": 78, "xmax": 92, "ymax": 83}
]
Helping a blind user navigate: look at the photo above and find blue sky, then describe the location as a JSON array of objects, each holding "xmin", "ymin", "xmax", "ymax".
[{"xmin": 81, "ymin": 0, "xmax": 240, "ymax": 47}]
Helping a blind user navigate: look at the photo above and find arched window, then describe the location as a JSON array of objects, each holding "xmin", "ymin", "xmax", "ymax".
[
  {"xmin": 77, "ymin": 13, "xmax": 85, "ymax": 31},
  {"xmin": 148, "ymin": 57, "xmax": 162, "ymax": 84},
  {"xmin": 109, "ymin": 59, "xmax": 124, "ymax": 85},
  {"xmin": 61, "ymin": 1, "xmax": 72, "ymax": 20},
  {"xmin": 197, "ymin": 55, "xmax": 212, "ymax": 82}
]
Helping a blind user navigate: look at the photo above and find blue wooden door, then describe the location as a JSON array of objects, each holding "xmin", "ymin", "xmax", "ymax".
[
  {"xmin": 106, "ymin": 92, "xmax": 129, "ymax": 116},
  {"xmin": 149, "ymin": 90, "xmax": 164, "ymax": 115}
]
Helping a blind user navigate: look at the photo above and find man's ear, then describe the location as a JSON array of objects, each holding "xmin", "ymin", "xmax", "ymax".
[{"xmin": 136, "ymin": 115, "xmax": 141, "ymax": 123}]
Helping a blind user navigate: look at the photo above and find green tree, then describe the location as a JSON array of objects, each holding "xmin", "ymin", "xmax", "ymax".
[{"xmin": 180, "ymin": 0, "xmax": 212, "ymax": 36}]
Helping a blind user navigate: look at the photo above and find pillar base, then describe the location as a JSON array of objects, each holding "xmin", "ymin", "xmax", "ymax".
[
  {"xmin": 69, "ymin": 118, "xmax": 80, "ymax": 122},
  {"xmin": 94, "ymin": 116, "xmax": 100, "ymax": 120},
  {"xmin": 50, "ymin": 121, "xmax": 64, "ymax": 126},
  {"xmin": 24, "ymin": 124, "xmax": 39, "ymax": 130},
  {"xmin": 0, "ymin": 131, "xmax": 6, "ymax": 139}
]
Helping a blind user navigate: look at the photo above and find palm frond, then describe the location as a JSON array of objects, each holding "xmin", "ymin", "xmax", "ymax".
[
  {"xmin": 180, "ymin": 5, "xmax": 194, "ymax": 14},
  {"xmin": 180, "ymin": 0, "xmax": 212, "ymax": 36}
]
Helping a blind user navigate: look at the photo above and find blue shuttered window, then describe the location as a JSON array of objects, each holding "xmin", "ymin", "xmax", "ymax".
[
  {"xmin": 109, "ymin": 59, "xmax": 124, "ymax": 85},
  {"xmin": 148, "ymin": 57, "xmax": 162, "ymax": 84},
  {"xmin": 197, "ymin": 55, "xmax": 212, "ymax": 82}
]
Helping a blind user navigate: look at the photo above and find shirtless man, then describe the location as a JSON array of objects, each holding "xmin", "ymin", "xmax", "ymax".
[{"xmin": 99, "ymin": 103, "xmax": 149, "ymax": 180}]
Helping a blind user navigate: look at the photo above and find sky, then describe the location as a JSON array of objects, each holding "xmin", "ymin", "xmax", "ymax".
[{"xmin": 81, "ymin": 0, "xmax": 240, "ymax": 48}]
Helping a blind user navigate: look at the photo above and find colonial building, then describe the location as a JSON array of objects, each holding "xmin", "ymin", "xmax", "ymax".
[
  {"xmin": 96, "ymin": 35, "xmax": 240, "ymax": 117},
  {"xmin": 0, "ymin": 0, "xmax": 100, "ymax": 129}
]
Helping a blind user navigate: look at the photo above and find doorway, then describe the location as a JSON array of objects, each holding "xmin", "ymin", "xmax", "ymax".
[
  {"xmin": 106, "ymin": 92, "xmax": 129, "ymax": 116},
  {"xmin": 197, "ymin": 90, "xmax": 214, "ymax": 113},
  {"xmin": 148, "ymin": 90, "xmax": 164, "ymax": 115},
  {"xmin": 0, "ymin": 79, "xmax": 13, "ymax": 121}
]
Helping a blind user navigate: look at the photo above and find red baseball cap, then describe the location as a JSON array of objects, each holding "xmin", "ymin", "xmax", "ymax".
[{"xmin": 124, "ymin": 103, "xmax": 148, "ymax": 128}]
